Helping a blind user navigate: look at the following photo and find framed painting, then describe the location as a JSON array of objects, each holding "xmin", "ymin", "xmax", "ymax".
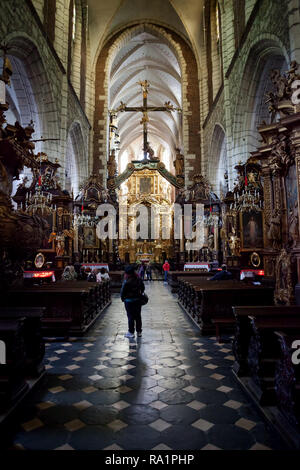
[
  {"xmin": 84, "ymin": 227, "xmax": 97, "ymax": 248},
  {"xmin": 240, "ymin": 210, "xmax": 264, "ymax": 250},
  {"xmin": 226, "ymin": 214, "xmax": 235, "ymax": 235},
  {"xmin": 140, "ymin": 177, "xmax": 151, "ymax": 194},
  {"xmin": 35, "ymin": 252, "xmax": 45, "ymax": 269},
  {"xmin": 40, "ymin": 214, "xmax": 56, "ymax": 252}
]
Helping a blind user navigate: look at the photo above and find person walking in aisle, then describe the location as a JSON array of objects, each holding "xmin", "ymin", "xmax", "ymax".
[
  {"xmin": 146, "ymin": 263, "xmax": 153, "ymax": 281},
  {"xmin": 121, "ymin": 265, "xmax": 145, "ymax": 338},
  {"xmin": 138, "ymin": 262, "xmax": 146, "ymax": 280},
  {"xmin": 162, "ymin": 260, "xmax": 170, "ymax": 284}
]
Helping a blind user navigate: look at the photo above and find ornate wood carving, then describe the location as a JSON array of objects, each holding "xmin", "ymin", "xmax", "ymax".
[
  {"xmin": 275, "ymin": 332, "xmax": 298, "ymax": 427},
  {"xmin": 275, "ymin": 248, "xmax": 295, "ymax": 305}
]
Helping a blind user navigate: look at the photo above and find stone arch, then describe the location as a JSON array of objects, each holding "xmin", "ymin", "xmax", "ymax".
[
  {"xmin": 208, "ymin": 124, "xmax": 227, "ymax": 197},
  {"xmin": 4, "ymin": 33, "xmax": 60, "ymax": 160},
  {"xmin": 233, "ymin": 36, "xmax": 289, "ymax": 166},
  {"xmin": 93, "ymin": 22, "xmax": 201, "ymax": 188},
  {"xmin": 69, "ymin": 0, "xmax": 84, "ymax": 95},
  {"xmin": 65, "ymin": 121, "xmax": 88, "ymax": 197},
  {"xmin": 2, "ymin": 34, "xmax": 60, "ymax": 199},
  {"xmin": 4, "ymin": 55, "xmax": 42, "ymax": 149}
]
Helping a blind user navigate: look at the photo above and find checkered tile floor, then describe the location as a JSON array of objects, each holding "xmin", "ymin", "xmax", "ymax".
[{"xmin": 4, "ymin": 283, "xmax": 286, "ymax": 450}]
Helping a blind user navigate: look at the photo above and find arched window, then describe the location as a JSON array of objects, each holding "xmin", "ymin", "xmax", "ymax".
[
  {"xmin": 209, "ymin": 1, "xmax": 223, "ymax": 100},
  {"xmin": 233, "ymin": 39, "xmax": 288, "ymax": 164},
  {"xmin": 68, "ymin": 0, "xmax": 86, "ymax": 105},
  {"xmin": 209, "ymin": 124, "xmax": 227, "ymax": 197},
  {"xmin": 216, "ymin": 2, "xmax": 220, "ymax": 44},
  {"xmin": 72, "ymin": 2, "xmax": 76, "ymax": 42},
  {"xmin": 65, "ymin": 122, "xmax": 88, "ymax": 197}
]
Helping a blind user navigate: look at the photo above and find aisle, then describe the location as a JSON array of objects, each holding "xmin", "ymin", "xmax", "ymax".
[{"xmin": 5, "ymin": 283, "xmax": 285, "ymax": 450}]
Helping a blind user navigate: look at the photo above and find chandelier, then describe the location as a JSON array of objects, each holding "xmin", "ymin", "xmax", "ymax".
[
  {"xmin": 25, "ymin": 187, "xmax": 54, "ymax": 216},
  {"xmin": 230, "ymin": 188, "xmax": 262, "ymax": 213},
  {"xmin": 73, "ymin": 211, "xmax": 99, "ymax": 227}
]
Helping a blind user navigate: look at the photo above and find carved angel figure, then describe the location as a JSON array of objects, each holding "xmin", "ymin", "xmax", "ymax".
[
  {"xmin": 208, "ymin": 233, "xmax": 214, "ymax": 251},
  {"xmin": 286, "ymin": 61, "xmax": 300, "ymax": 85},
  {"xmin": 267, "ymin": 210, "xmax": 281, "ymax": 250},
  {"xmin": 55, "ymin": 235, "xmax": 65, "ymax": 257},
  {"xmin": 288, "ymin": 200, "xmax": 299, "ymax": 248},
  {"xmin": 265, "ymin": 92, "xmax": 277, "ymax": 123},
  {"xmin": 270, "ymin": 69, "xmax": 288, "ymax": 100},
  {"xmin": 228, "ymin": 228, "xmax": 241, "ymax": 257}
]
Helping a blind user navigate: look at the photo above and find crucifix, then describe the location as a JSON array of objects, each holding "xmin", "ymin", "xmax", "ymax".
[{"xmin": 110, "ymin": 80, "xmax": 181, "ymax": 161}]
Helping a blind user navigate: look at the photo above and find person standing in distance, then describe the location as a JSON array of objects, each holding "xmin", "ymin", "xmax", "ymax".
[
  {"xmin": 121, "ymin": 265, "xmax": 145, "ymax": 338},
  {"xmin": 162, "ymin": 260, "xmax": 170, "ymax": 284}
]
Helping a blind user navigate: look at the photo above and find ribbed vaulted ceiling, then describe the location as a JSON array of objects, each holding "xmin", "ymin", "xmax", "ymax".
[{"xmin": 109, "ymin": 31, "xmax": 182, "ymax": 169}]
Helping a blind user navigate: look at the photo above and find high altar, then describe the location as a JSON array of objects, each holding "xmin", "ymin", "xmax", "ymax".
[{"xmin": 118, "ymin": 167, "xmax": 174, "ymax": 263}]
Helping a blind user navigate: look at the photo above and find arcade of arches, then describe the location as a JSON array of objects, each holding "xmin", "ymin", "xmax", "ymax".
[{"xmin": 1, "ymin": 0, "xmax": 300, "ymax": 452}]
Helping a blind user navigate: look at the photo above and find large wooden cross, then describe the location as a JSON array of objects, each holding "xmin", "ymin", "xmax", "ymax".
[{"xmin": 110, "ymin": 80, "xmax": 181, "ymax": 160}]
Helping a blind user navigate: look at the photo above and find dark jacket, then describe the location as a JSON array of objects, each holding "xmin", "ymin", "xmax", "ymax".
[
  {"xmin": 209, "ymin": 270, "xmax": 233, "ymax": 281},
  {"xmin": 121, "ymin": 275, "xmax": 145, "ymax": 302}
]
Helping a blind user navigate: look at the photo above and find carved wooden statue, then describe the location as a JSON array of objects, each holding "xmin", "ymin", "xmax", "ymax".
[
  {"xmin": 56, "ymin": 235, "xmax": 65, "ymax": 257},
  {"xmin": 107, "ymin": 150, "xmax": 117, "ymax": 179},
  {"xmin": 288, "ymin": 201, "xmax": 299, "ymax": 248},
  {"xmin": 174, "ymin": 148, "xmax": 184, "ymax": 176},
  {"xmin": 267, "ymin": 210, "xmax": 281, "ymax": 250}
]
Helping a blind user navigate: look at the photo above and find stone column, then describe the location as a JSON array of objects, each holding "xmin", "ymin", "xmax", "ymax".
[
  {"xmin": 288, "ymin": 0, "xmax": 300, "ymax": 63},
  {"xmin": 179, "ymin": 212, "xmax": 185, "ymax": 263},
  {"xmin": 261, "ymin": 164, "xmax": 276, "ymax": 278},
  {"xmin": 290, "ymin": 128, "xmax": 300, "ymax": 303}
]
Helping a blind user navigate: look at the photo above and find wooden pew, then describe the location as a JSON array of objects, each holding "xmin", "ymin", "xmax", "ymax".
[
  {"xmin": 232, "ymin": 306, "xmax": 300, "ymax": 377},
  {"xmin": 0, "ymin": 318, "xmax": 28, "ymax": 412},
  {"xmin": 168, "ymin": 271, "xmax": 212, "ymax": 293},
  {"xmin": 177, "ymin": 276, "xmax": 212, "ymax": 313},
  {"xmin": 247, "ymin": 315, "xmax": 300, "ymax": 405},
  {"xmin": 178, "ymin": 278, "xmax": 274, "ymax": 335},
  {"xmin": 0, "ymin": 307, "xmax": 45, "ymax": 376},
  {"xmin": 109, "ymin": 271, "xmax": 123, "ymax": 293},
  {"xmin": 274, "ymin": 331, "xmax": 300, "ymax": 428},
  {"xmin": 6, "ymin": 280, "xmax": 111, "ymax": 336}
]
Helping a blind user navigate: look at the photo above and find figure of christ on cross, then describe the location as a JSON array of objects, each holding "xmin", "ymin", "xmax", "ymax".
[{"xmin": 110, "ymin": 80, "xmax": 181, "ymax": 161}]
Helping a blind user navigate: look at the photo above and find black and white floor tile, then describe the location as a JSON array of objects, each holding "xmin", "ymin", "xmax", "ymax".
[{"xmin": 4, "ymin": 283, "xmax": 287, "ymax": 450}]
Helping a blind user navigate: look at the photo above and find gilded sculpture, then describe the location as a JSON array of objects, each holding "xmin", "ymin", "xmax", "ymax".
[
  {"xmin": 107, "ymin": 150, "xmax": 117, "ymax": 179},
  {"xmin": 174, "ymin": 148, "xmax": 184, "ymax": 177},
  {"xmin": 228, "ymin": 228, "xmax": 241, "ymax": 257}
]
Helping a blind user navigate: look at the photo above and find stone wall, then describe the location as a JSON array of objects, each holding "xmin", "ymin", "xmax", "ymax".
[
  {"xmin": 1, "ymin": 0, "xmax": 298, "ymax": 198},
  {"xmin": 31, "ymin": 0, "xmax": 44, "ymax": 22},
  {"xmin": 201, "ymin": 0, "xmax": 293, "ymax": 190},
  {"xmin": 0, "ymin": 0, "xmax": 90, "ymax": 194}
]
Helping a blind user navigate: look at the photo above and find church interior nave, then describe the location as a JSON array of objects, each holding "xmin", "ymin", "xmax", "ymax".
[
  {"xmin": 2, "ymin": 283, "xmax": 285, "ymax": 451},
  {"xmin": 1, "ymin": 0, "xmax": 300, "ymax": 455}
]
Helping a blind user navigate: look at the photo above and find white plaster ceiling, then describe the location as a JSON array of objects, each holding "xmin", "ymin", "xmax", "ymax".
[{"xmin": 109, "ymin": 31, "xmax": 182, "ymax": 167}]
